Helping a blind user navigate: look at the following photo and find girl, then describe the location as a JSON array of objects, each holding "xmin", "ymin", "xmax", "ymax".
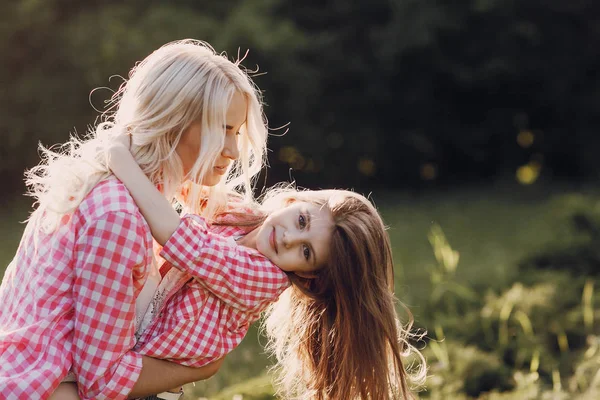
[
  {"xmin": 0, "ymin": 39, "xmax": 269, "ymax": 399},
  {"xmin": 96, "ymin": 142, "xmax": 425, "ymax": 399}
]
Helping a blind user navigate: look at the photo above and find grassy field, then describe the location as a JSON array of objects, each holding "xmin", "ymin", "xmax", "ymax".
[{"xmin": 1, "ymin": 184, "xmax": 599, "ymax": 399}]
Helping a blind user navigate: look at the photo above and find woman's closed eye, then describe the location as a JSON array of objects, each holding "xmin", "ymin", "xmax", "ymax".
[{"xmin": 225, "ymin": 125, "xmax": 241, "ymax": 136}]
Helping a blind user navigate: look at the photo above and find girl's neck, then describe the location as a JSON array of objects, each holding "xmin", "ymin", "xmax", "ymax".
[{"xmin": 236, "ymin": 227, "xmax": 259, "ymax": 250}]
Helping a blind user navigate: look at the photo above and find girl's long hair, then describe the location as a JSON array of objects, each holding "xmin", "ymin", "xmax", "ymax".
[
  {"xmin": 261, "ymin": 189, "xmax": 427, "ymax": 399},
  {"xmin": 25, "ymin": 39, "xmax": 267, "ymax": 233}
]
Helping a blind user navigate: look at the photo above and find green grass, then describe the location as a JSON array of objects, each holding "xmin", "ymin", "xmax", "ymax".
[
  {"xmin": 1, "ymin": 184, "xmax": 598, "ymax": 399},
  {"xmin": 378, "ymin": 185, "xmax": 578, "ymax": 318}
]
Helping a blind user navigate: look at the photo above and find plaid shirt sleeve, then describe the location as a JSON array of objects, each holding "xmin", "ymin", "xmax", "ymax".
[
  {"xmin": 160, "ymin": 215, "xmax": 290, "ymax": 313},
  {"xmin": 72, "ymin": 211, "xmax": 148, "ymax": 400}
]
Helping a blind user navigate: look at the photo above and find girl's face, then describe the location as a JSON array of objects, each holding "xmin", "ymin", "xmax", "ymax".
[
  {"xmin": 255, "ymin": 201, "xmax": 334, "ymax": 278},
  {"xmin": 176, "ymin": 91, "xmax": 246, "ymax": 186}
]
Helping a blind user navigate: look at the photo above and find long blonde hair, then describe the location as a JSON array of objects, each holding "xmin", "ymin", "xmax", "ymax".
[
  {"xmin": 258, "ymin": 189, "xmax": 427, "ymax": 399},
  {"xmin": 26, "ymin": 39, "xmax": 267, "ymax": 232}
]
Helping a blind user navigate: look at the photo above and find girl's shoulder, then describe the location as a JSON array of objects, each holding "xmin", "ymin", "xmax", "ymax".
[
  {"xmin": 214, "ymin": 200, "xmax": 262, "ymax": 224},
  {"xmin": 211, "ymin": 195, "xmax": 264, "ymax": 235}
]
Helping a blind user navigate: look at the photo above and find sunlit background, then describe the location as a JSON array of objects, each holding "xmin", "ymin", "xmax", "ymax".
[{"xmin": 1, "ymin": 1, "xmax": 599, "ymax": 399}]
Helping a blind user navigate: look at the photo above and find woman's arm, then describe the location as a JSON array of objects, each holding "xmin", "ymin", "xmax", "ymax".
[
  {"xmin": 49, "ymin": 358, "xmax": 224, "ymax": 400},
  {"xmin": 72, "ymin": 210, "xmax": 149, "ymax": 399},
  {"xmin": 129, "ymin": 356, "xmax": 224, "ymax": 398},
  {"xmin": 108, "ymin": 144, "xmax": 180, "ymax": 245}
]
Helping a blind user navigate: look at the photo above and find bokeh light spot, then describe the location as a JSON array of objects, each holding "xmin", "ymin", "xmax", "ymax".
[
  {"xmin": 516, "ymin": 161, "xmax": 541, "ymax": 185},
  {"xmin": 517, "ymin": 130, "xmax": 535, "ymax": 148},
  {"xmin": 278, "ymin": 146, "xmax": 305, "ymax": 169},
  {"xmin": 358, "ymin": 158, "xmax": 376, "ymax": 176},
  {"xmin": 420, "ymin": 163, "xmax": 437, "ymax": 180}
]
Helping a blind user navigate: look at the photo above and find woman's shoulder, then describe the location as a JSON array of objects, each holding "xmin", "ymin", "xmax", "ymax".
[{"xmin": 77, "ymin": 176, "xmax": 140, "ymax": 219}]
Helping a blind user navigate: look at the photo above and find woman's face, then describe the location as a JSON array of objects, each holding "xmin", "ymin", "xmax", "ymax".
[
  {"xmin": 176, "ymin": 91, "xmax": 247, "ymax": 186},
  {"xmin": 255, "ymin": 201, "xmax": 334, "ymax": 278}
]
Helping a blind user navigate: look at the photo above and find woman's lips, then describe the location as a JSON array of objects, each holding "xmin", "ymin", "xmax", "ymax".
[
  {"xmin": 214, "ymin": 165, "xmax": 227, "ymax": 175},
  {"xmin": 270, "ymin": 227, "xmax": 278, "ymax": 254}
]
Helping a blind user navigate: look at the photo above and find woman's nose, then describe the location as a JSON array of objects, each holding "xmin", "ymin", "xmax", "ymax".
[{"xmin": 222, "ymin": 132, "xmax": 240, "ymax": 160}]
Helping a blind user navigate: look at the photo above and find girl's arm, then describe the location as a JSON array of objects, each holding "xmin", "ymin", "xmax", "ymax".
[
  {"xmin": 107, "ymin": 143, "xmax": 179, "ymax": 245},
  {"xmin": 107, "ymin": 139, "xmax": 289, "ymax": 312},
  {"xmin": 159, "ymin": 214, "xmax": 291, "ymax": 313}
]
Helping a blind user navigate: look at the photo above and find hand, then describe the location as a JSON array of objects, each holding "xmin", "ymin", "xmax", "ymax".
[
  {"xmin": 128, "ymin": 356, "xmax": 225, "ymax": 398},
  {"xmin": 48, "ymin": 383, "xmax": 80, "ymax": 400},
  {"xmin": 106, "ymin": 132, "xmax": 132, "ymax": 155},
  {"xmin": 105, "ymin": 134, "xmax": 133, "ymax": 169},
  {"xmin": 111, "ymin": 132, "xmax": 132, "ymax": 151}
]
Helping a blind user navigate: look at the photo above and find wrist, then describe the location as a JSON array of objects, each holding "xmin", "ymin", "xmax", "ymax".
[{"xmin": 108, "ymin": 144, "xmax": 134, "ymax": 170}]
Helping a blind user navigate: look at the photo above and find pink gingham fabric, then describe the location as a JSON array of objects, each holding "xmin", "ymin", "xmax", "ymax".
[
  {"xmin": 0, "ymin": 178, "xmax": 153, "ymax": 400},
  {"xmin": 135, "ymin": 214, "xmax": 291, "ymax": 367}
]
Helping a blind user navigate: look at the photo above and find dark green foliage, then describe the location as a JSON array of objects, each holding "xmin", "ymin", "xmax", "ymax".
[{"xmin": 2, "ymin": 0, "xmax": 600, "ymax": 194}]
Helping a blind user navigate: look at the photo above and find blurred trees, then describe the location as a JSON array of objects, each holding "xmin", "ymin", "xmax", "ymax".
[{"xmin": 1, "ymin": 0, "xmax": 600, "ymax": 193}]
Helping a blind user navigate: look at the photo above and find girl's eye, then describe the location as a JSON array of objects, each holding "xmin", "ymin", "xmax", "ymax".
[
  {"xmin": 235, "ymin": 131, "xmax": 241, "ymax": 136},
  {"xmin": 303, "ymin": 244, "xmax": 310, "ymax": 261},
  {"xmin": 299, "ymin": 213, "xmax": 306, "ymax": 229}
]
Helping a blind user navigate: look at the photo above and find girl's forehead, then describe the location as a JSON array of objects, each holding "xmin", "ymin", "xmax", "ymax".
[
  {"xmin": 287, "ymin": 199, "xmax": 321, "ymax": 210},
  {"xmin": 292, "ymin": 196, "xmax": 326, "ymax": 206}
]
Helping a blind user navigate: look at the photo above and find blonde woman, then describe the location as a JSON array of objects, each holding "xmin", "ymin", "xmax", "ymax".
[{"xmin": 0, "ymin": 39, "xmax": 269, "ymax": 399}]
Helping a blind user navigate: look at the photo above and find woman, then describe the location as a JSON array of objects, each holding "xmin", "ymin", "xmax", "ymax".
[{"xmin": 0, "ymin": 39, "xmax": 269, "ymax": 400}]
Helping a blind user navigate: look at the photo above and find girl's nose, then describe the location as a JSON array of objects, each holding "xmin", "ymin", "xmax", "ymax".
[{"xmin": 282, "ymin": 230, "xmax": 299, "ymax": 248}]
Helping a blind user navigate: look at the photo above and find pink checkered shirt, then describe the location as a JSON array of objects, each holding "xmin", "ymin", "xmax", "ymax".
[
  {"xmin": 134, "ymin": 213, "xmax": 290, "ymax": 367},
  {"xmin": 0, "ymin": 178, "xmax": 154, "ymax": 399}
]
